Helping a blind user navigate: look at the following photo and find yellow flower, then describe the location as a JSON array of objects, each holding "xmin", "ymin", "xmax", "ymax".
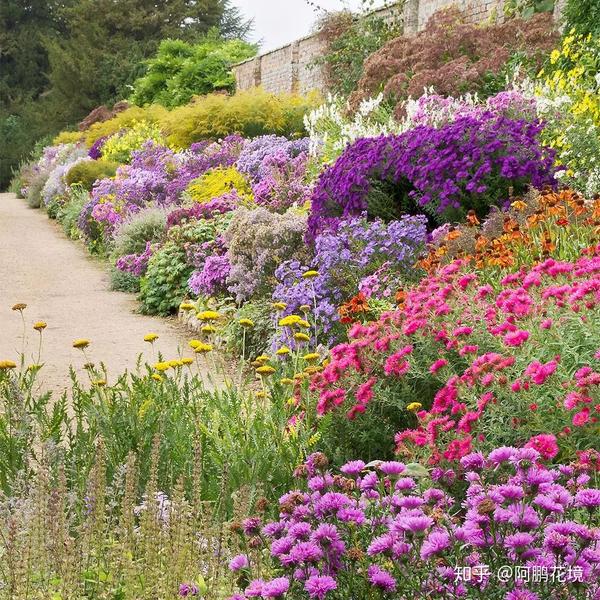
[
  {"xmin": 12, "ymin": 303, "xmax": 27, "ymax": 312},
  {"xmin": 293, "ymin": 332, "xmax": 310, "ymax": 343},
  {"xmin": 276, "ymin": 346, "xmax": 291, "ymax": 356},
  {"xmin": 272, "ymin": 301, "xmax": 287, "ymax": 311},
  {"xmin": 302, "ymin": 270, "xmax": 319, "ymax": 279},
  {"xmin": 180, "ymin": 302, "xmax": 196, "ymax": 311},
  {"xmin": 510, "ymin": 200, "xmax": 527, "ymax": 212},
  {"xmin": 299, "ymin": 305, "xmax": 311, "ymax": 312},
  {"xmin": 181, "ymin": 357, "xmax": 194, "ymax": 365},
  {"xmin": 144, "ymin": 333, "xmax": 159, "ymax": 343},
  {"xmin": 193, "ymin": 342, "xmax": 213, "ymax": 354},
  {"xmin": 279, "ymin": 315, "xmax": 303, "ymax": 327},
  {"xmin": 73, "ymin": 339, "xmax": 90, "ymax": 350},
  {"xmin": 304, "ymin": 366, "xmax": 322, "ymax": 375},
  {"xmin": 92, "ymin": 379, "xmax": 107, "ymax": 387},
  {"xmin": 27, "ymin": 364, "xmax": 42, "ymax": 373},
  {"xmin": 189, "ymin": 339, "xmax": 202, "ymax": 350},
  {"xmin": 280, "ymin": 377, "xmax": 294, "ymax": 385},
  {"xmin": 256, "ymin": 365, "xmax": 276, "ymax": 376},
  {"xmin": 0, "ymin": 360, "xmax": 17, "ymax": 370},
  {"xmin": 255, "ymin": 354, "xmax": 270, "ymax": 364},
  {"xmin": 286, "ymin": 397, "xmax": 296, "ymax": 406},
  {"xmin": 302, "ymin": 352, "xmax": 320, "ymax": 362},
  {"xmin": 154, "ymin": 362, "xmax": 170, "ymax": 372},
  {"xmin": 168, "ymin": 359, "xmax": 183, "ymax": 369},
  {"xmin": 407, "ymin": 402, "xmax": 422, "ymax": 412},
  {"xmin": 297, "ymin": 319, "xmax": 310, "ymax": 329},
  {"xmin": 293, "ymin": 372, "xmax": 308, "ymax": 381},
  {"xmin": 239, "ymin": 318, "xmax": 255, "ymax": 328},
  {"xmin": 33, "ymin": 321, "xmax": 47, "ymax": 331},
  {"xmin": 255, "ymin": 390, "xmax": 267, "ymax": 399},
  {"xmin": 197, "ymin": 310, "xmax": 221, "ymax": 322},
  {"xmin": 151, "ymin": 373, "xmax": 163, "ymax": 382},
  {"xmin": 201, "ymin": 325, "xmax": 216, "ymax": 334}
]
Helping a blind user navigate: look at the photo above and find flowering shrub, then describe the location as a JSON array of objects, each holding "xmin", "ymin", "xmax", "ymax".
[
  {"xmin": 350, "ymin": 8, "xmax": 558, "ymax": 118},
  {"xmin": 64, "ymin": 159, "xmax": 119, "ymax": 191},
  {"xmin": 274, "ymin": 215, "xmax": 427, "ymax": 343},
  {"xmin": 100, "ymin": 121, "xmax": 165, "ymax": 164},
  {"xmin": 306, "ymin": 248, "xmax": 600, "ymax": 464},
  {"xmin": 307, "ymin": 113, "xmax": 556, "ymax": 240},
  {"xmin": 421, "ymin": 189, "xmax": 599, "ymax": 275},
  {"xmin": 230, "ymin": 450, "xmax": 600, "ymax": 600},
  {"xmin": 185, "ymin": 167, "xmax": 253, "ymax": 205}
]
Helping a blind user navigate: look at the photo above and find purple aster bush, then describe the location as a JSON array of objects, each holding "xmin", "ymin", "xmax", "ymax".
[
  {"xmin": 273, "ymin": 214, "xmax": 427, "ymax": 341},
  {"xmin": 229, "ymin": 449, "xmax": 600, "ymax": 600},
  {"xmin": 307, "ymin": 112, "xmax": 556, "ymax": 240},
  {"xmin": 188, "ymin": 254, "xmax": 231, "ymax": 297},
  {"xmin": 88, "ymin": 135, "xmax": 109, "ymax": 160}
]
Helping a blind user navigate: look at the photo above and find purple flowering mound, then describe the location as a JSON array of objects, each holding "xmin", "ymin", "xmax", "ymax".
[
  {"xmin": 229, "ymin": 449, "xmax": 600, "ymax": 600},
  {"xmin": 307, "ymin": 113, "xmax": 557, "ymax": 241}
]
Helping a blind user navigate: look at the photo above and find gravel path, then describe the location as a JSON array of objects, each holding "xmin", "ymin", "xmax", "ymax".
[{"xmin": 0, "ymin": 193, "xmax": 200, "ymax": 393}]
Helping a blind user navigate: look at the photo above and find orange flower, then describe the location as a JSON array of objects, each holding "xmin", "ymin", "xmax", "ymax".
[{"xmin": 466, "ymin": 210, "xmax": 480, "ymax": 227}]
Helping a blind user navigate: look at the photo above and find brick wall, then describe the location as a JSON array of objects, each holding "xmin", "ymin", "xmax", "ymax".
[{"xmin": 233, "ymin": 0, "xmax": 560, "ymax": 96}]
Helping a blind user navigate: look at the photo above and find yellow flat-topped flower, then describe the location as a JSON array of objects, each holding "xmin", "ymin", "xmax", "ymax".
[
  {"xmin": 304, "ymin": 366, "xmax": 322, "ymax": 375},
  {"xmin": 297, "ymin": 319, "xmax": 310, "ymax": 329},
  {"xmin": 193, "ymin": 342, "xmax": 213, "ymax": 354},
  {"xmin": 280, "ymin": 377, "xmax": 294, "ymax": 385},
  {"xmin": 73, "ymin": 339, "xmax": 90, "ymax": 350},
  {"xmin": 33, "ymin": 321, "xmax": 47, "ymax": 331},
  {"xmin": 151, "ymin": 373, "xmax": 163, "ymax": 382},
  {"xmin": 197, "ymin": 310, "xmax": 221, "ymax": 322},
  {"xmin": 0, "ymin": 360, "xmax": 17, "ymax": 370},
  {"xmin": 302, "ymin": 352, "xmax": 320, "ymax": 362},
  {"xmin": 272, "ymin": 301, "xmax": 287, "ymax": 311},
  {"xmin": 201, "ymin": 325, "xmax": 216, "ymax": 334},
  {"xmin": 189, "ymin": 339, "xmax": 202, "ymax": 349},
  {"xmin": 256, "ymin": 365, "xmax": 276, "ymax": 376},
  {"xmin": 299, "ymin": 305, "xmax": 311, "ymax": 312},
  {"xmin": 144, "ymin": 333, "xmax": 159, "ymax": 343},
  {"xmin": 181, "ymin": 357, "xmax": 194, "ymax": 365},
  {"xmin": 168, "ymin": 359, "xmax": 183, "ymax": 368},
  {"xmin": 276, "ymin": 346, "xmax": 291, "ymax": 356},
  {"xmin": 92, "ymin": 379, "xmax": 107, "ymax": 387},
  {"xmin": 302, "ymin": 270, "xmax": 319, "ymax": 279},
  {"xmin": 406, "ymin": 402, "xmax": 422, "ymax": 412},
  {"xmin": 279, "ymin": 315, "xmax": 303, "ymax": 327},
  {"xmin": 154, "ymin": 362, "xmax": 170, "ymax": 372},
  {"xmin": 239, "ymin": 318, "xmax": 255, "ymax": 328},
  {"xmin": 294, "ymin": 332, "xmax": 310, "ymax": 342},
  {"xmin": 12, "ymin": 303, "xmax": 27, "ymax": 312},
  {"xmin": 255, "ymin": 354, "xmax": 270, "ymax": 364},
  {"xmin": 180, "ymin": 302, "xmax": 196, "ymax": 311}
]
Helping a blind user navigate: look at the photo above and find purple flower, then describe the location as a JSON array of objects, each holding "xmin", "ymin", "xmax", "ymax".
[
  {"xmin": 378, "ymin": 461, "xmax": 406, "ymax": 476},
  {"xmin": 178, "ymin": 583, "xmax": 199, "ymax": 596},
  {"xmin": 304, "ymin": 575, "xmax": 337, "ymax": 599},
  {"xmin": 394, "ymin": 513, "xmax": 434, "ymax": 535},
  {"xmin": 488, "ymin": 447, "xmax": 517, "ymax": 465},
  {"xmin": 368, "ymin": 564, "xmax": 397, "ymax": 592},
  {"xmin": 228, "ymin": 554, "xmax": 249, "ymax": 572},
  {"xmin": 244, "ymin": 579, "xmax": 265, "ymax": 597},
  {"xmin": 574, "ymin": 489, "xmax": 600, "ymax": 509},
  {"xmin": 243, "ymin": 517, "xmax": 262, "ymax": 535},
  {"xmin": 340, "ymin": 460, "xmax": 365, "ymax": 477},
  {"xmin": 262, "ymin": 577, "xmax": 290, "ymax": 598},
  {"xmin": 505, "ymin": 590, "xmax": 540, "ymax": 600},
  {"xmin": 504, "ymin": 532, "xmax": 535, "ymax": 553},
  {"xmin": 288, "ymin": 541, "xmax": 323, "ymax": 564},
  {"xmin": 420, "ymin": 530, "xmax": 451, "ymax": 559}
]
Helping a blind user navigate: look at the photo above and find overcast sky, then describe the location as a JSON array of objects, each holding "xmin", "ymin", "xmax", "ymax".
[{"xmin": 233, "ymin": 0, "xmax": 385, "ymax": 51}]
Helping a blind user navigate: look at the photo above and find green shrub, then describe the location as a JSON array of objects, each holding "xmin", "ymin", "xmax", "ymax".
[
  {"xmin": 65, "ymin": 159, "xmax": 119, "ymax": 190},
  {"xmin": 25, "ymin": 172, "xmax": 46, "ymax": 208},
  {"xmin": 111, "ymin": 207, "xmax": 169, "ymax": 258},
  {"xmin": 109, "ymin": 265, "xmax": 141, "ymax": 293},
  {"xmin": 186, "ymin": 166, "xmax": 252, "ymax": 204},
  {"xmin": 100, "ymin": 121, "xmax": 165, "ymax": 164},
  {"xmin": 164, "ymin": 89, "xmax": 319, "ymax": 148},
  {"xmin": 57, "ymin": 186, "xmax": 89, "ymax": 239},
  {"xmin": 562, "ymin": 0, "xmax": 600, "ymax": 36},
  {"xmin": 139, "ymin": 242, "xmax": 191, "ymax": 315},
  {"xmin": 130, "ymin": 35, "xmax": 257, "ymax": 108},
  {"xmin": 222, "ymin": 300, "xmax": 276, "ymax": 359}
]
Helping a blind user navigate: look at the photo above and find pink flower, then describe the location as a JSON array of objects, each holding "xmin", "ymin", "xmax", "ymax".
[
  {"xmin": 525, "ymin": 434, "xmax": 558, "ymax": 460},
  {"xmin": 503, "ymin": 329, "xmax": 530, "ymax": 347},
  {"xmin": 572, "ymin": 408, "xmax": 590, "ymax": 427},
  {"xmin": 429, "ymin": 358, "xmax": 448, "ymax": 374},
  {"xmin": 540, "ymin": 318, "xmax": 553, "ymax": 329}
]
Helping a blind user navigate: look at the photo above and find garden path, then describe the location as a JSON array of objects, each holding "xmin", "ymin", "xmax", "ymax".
[{"xmin": 0, "ymin": 192, "xmax": 204, "ymax": 393}]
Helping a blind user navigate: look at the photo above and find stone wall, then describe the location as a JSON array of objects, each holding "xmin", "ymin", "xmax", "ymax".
[{"xmin": 233, "ymin": 0, "xmax": 560, "ymax": 95}]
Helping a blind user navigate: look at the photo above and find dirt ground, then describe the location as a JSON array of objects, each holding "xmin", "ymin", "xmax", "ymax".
[{"xmin": 0, "ymin": 192, "xmax": 204, "ymax": 394}]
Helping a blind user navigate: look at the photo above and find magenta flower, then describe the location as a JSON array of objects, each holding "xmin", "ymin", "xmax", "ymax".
[{"xmin": 304, "ymin": 575, "xmax": 337, "ymax": 599}]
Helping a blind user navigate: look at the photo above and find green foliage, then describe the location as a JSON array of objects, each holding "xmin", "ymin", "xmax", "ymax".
[
  {"xmin": 186, "ymin": 167, "xmax": 253, "ymax": 203},
  {"xmin": 503, "ymin": 0, "xmax": 555, "ymax": 19},
  {"xmin": 222, "ymin": 300, "xmax": 276, "ymax": 359},
  {"xmin": 110, "ymin": 265, "xmax": 141, "ymax": 293},
  {"xmin": 562, "ymin": 0, "xmax": 600, "ymax": 36},
  {"xmin": 130, "ymin": 34, "xmax": 257, "ymax": 108},
  {"xmin": 56, "ymin": 185, "xmax": 89, "ymax": 239},
  {"xmin": 100, "ymin": 121, "xmax": 165, "ymax": 164},
  {"xmin": 111, "ymin": 207, "xmax": 169, "ymax": 258},
  {"xmin": 139, "ymin": 242, "xmax": 191, "ymax": 315},
  {"xmin": 65, "ymin": 159, "xmax": 119, "ymax": 190},
  {"xmin": 164, "ymin": 89, "xmax": 319, "ymax": 148},
  {"xmin": 315, "ymin": 3, "xmax": 402, "ymax": 96}
]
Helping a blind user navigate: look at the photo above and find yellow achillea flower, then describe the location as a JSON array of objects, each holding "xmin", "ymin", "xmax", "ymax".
[
  {"xmin": 280, "ymin": 377, "xmax": 294, "ymax": 385},
  {"xmin": 302, "ymin": 270, "xmax": 319, "ymax": 279},
  {"xmin": 278, "ymin": 315, "xmax": 303, "ymax": 327},
  {"xmin": 255, "ymin": 354, "xmax": 270, "ymax": 364},
  {"xmin": 293, "ymin": 372, "xmax": 308, "ymax": 381},
  {"xmin": 189, "ymin": 339, "xmax": 202, "ymax": 349},
  {"xmin": 201, "ymin": 325, "xmax": 216, "ymax": 334},
  {"xmin": 302, "ymin": 353, "xmax": 320, "ymax": 362},
  {"xmin": 33, "ymin": 321, "xmax": 47, "ymax": 331},
  {"xmin": 180, "ymin": 302, "xmax": 196, "ymax": 311},
  {"xmin": 197, "ymin": 310, "xmax": 221, "ymax": 322},
  {"xmin": 168, "ymin": 359, "xmax": 182, "ymax": 369},
  {"xmin": 12, "ymin": 303, "xmax": 27, "ymax": 312},
  {"xmin": 151, "ymin": 373, "xmax": 163, "ymax": 382},
  {"xmin": 304, "ymin": 366, "xmax": 322, "ymax": 375},
  {"xmin": 255, "ymin": 390, "xmax": 267, "ymax": 399},
  {"xmin": 407, "ymin": 402, "xmax": 422, "ymax": 412},
  {"xmin": 239, "ymin": 318, "xmax": 255, "ymax": 328},
  {"xmin": 181, "ymin": 357, "xmax": 194, "ymax": 365},
  {"xmin": 256, "ymin": 365, "xmax": 276, "ymax": 376},
  {"xmin": 92, "ymin": 379, "xmax": 107, "ymax": 387},
  {"xmin": 299, "ymin": 305, "xmax": 311, "ymax": 312},
  {"xmin": 294, "ymin": 332, "xmax": 310, "ymax": 342},
  {"xmin": 297, "ymin": 319, "xmax": 310, "ymax": 329},
  {"xmin": 276, "ymin": 346, "xmax": 291, "ymax": 356},
  {"xmin": 27, "ymin": 364, "xmax": 42, "ymax": 373},
  {"xmin": 0, "ymin": 360, "xmax": 17, "ymax": 370},
  {"xmin": 73, "ymin": 339, "xmax": 90, "ymax": 350},
  {"xmin": 144, "ymin": 333, "xmax": 159, "ymax": 343},
  {"xmin": 193, "ymin": 342, "xmax": 213, "ymax": 354},
  {"xmin": 154, "ymin": 362, "xmax": 170, "ymax": 372},
  {"xmin": 272, "ymin": 301, "xmax": 287, "ymax": 311}
]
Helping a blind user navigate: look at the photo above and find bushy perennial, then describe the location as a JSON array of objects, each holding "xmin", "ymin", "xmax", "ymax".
[
  {"xmin": 307, "ymin": 113, "xmax": 556, "ymax": 240},
  {"xmin": 230, "ymin": 450, "xmax": 600, "ymax": 600}
]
